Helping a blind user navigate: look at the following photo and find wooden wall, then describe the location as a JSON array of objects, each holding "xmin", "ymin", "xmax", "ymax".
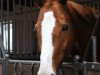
[
  {"xmin": 88, "ymin": 70, "xmax": 100, "ymax": 75},
  {"xmin": 0, "ymin": 64, "xmax": 2, "ymax": 75},
  {"xmin": 0, "ymin": 63, "xmax": 75, "ymax": 75}
]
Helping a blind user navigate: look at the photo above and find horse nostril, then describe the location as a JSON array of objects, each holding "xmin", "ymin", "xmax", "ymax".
[{"xmin": 51, "ymin": 74, "xmax": 54, "ymax": 75}]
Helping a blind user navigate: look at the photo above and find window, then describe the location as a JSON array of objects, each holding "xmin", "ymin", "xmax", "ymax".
[{"xmin": 0, "ymin": 21, "xmax": 13, "ymax": 52}]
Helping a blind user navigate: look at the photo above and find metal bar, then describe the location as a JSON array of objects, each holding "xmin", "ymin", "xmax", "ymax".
[
  {"xmin": 16, "ymin": 20, "xmax": 20, "ymax": 54},
  {"xmin": 25, "ymin": 0, "xmax": 28, "ymax": 55},
  {"xmin": 13, "ymin": 0, "xmax": 15, "ymax": 21},
  {"xmin": 75, "ymin": 69, "xmax": 78, "ymax": 75},
  {"xmin": 0, "ymin": 48, "xmax": 1, "ymax": 58},
  {"xmin": 84, "ymin": 62, "xmax": 100, "ymax": 70},
  {"xmin": 27, "ymin": 20, "xmax": 30, "ymax": 53},
  {"xmin": 13, "ymin": 0, "xmax": 16, "ymax": 55},
  {"xmin": 30, "ymin": 0, "xmax": 33, "ymax": 56},
  {"xmin": 19, "ymin": 0, "xmax": 21, "ymax": 19},
  {"xmin": 19, "ymin": 0, "xmax": 21, "ymax": 56},
  {"xmin": 5, "ymin": 21, "xmax": 8, "ymax": 50},
  {"xmin": 14, "ymin": 63, "xmax": 17, "ymax": 75},
  {"xmin": 0, "ymin": 58, "xmax": 4, "ymax": 63},
  {"xmin": 83, "ymin": 61, "xmax": 87, "ymax": 75},
  {"xmin": 74, "ymin": 55, "xmax": 81, "ymax": 75},
  {"xmin": 30, "ymin": 63, "xmax": 34, "ymax": 75},
  {"xmin": 1, "ymin": 0, "xmax": 3, "ymax": 39},
  {"xmin": 1, "ymin": 9, "xmax": 39, "ymax": 18},
  {"xmin": 19, "ymin": 63, "xmax": 23, "ymax": 75},
  {"xmin": 18, "ymin": 5, "xmax": 20, "ymax": 56},
  {"xmin": 7, "ymin": 0, "xmax": 10, "ymax": 53},
  {"xmin": 3, "ymin": 56, "xmax": 9, "ymax": 75},
  {"xmin": 21, "ymin": 20, "xmax": 23, "ymax": 53},
  {"xmin": 2, "ymin": 59, "xmax": 7, "ymax": 75},
  {"xmin": 34, "ymin": 7, "xmax": 39, "ymax": 55},
  {"xmin": 8, "ymin": 60, "xmax": 83, "ymax": 70},
  {"xmin": 91, "ymin": 36, "xmax": 97, "ymax": 62},
  {"xmin": 0, "ymin": 35, "xmax": 6, "ymax": 58},
  {"xmin": 58, "ymin": 67, "xmax": 63, "ymax": 75},
  {"xmin": 74, "ymin": 63, "xmax": 80, "ymax": 75},
  {"xmin": 9, "ymin": 60, "xmax": 40, "ymax": 64}
]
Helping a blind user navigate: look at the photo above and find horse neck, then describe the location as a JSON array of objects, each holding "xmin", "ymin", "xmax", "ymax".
[
  {"xmin": 66, "ymin": 1, "xmax": 100, "ymax": 25},
  {"xmin": 66, "ymin": 2, "xmax": 99, "ymax": 37},
  {"xmin": 66, "ymin": 1, "xmax": 100, "ymax": 57}
]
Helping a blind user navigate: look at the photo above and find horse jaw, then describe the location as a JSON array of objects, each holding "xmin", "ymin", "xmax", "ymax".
[{"xmin": 38, "ymin": 11, "xmax": 56, "ymax": 75}]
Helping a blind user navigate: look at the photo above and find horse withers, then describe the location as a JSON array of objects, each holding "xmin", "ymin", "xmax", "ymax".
[{"xmin": 35, "ymin": 0, "xmax": 100, "ymax": 75}]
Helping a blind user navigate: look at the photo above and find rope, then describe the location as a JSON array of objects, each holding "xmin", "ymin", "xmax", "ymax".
[
  {"xmin": 33, "ymin": 0, "xmax": 41, "ymax": 9},
  {"xmin": 82, "ymin": 15, "xmax": 100, "ymax": 61}
]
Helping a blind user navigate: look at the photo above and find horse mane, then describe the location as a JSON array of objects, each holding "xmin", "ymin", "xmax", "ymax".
[
  {"xmin": 66, "ymin": 1, "xmax": 100, "ymax": 57},
  {"xmin": 66, "ymin": 1, "xmax": 100, "ymax": 23}
]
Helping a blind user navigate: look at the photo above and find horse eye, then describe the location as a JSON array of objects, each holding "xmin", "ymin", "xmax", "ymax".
[{"xmin": 62, "ymin": 25, "xmax": 68, "ymax": 32}]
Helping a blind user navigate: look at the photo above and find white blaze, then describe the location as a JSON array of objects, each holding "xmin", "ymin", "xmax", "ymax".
[{"xmin": 38, "ymin": 11, "xmax": 56, "ymax": 75}]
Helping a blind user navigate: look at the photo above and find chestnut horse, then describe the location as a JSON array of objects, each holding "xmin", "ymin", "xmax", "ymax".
[{"xmin": 35, "ymin": 0, "xmax": 100, "ymax": 75}]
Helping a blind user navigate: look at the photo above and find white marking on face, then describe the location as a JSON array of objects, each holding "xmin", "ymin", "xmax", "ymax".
[{"xmin": 38, "ymin": 11, "xmax": 56, "ymax": 75}]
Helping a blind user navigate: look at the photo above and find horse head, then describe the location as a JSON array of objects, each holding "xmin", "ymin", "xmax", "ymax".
[
  {"xmin": 35, "ymin": 0, "xmax": 100, "ymax": 75},
  {"xmin": 35, "ymin": 0, "xmax": 74, "ymax": 75}
]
